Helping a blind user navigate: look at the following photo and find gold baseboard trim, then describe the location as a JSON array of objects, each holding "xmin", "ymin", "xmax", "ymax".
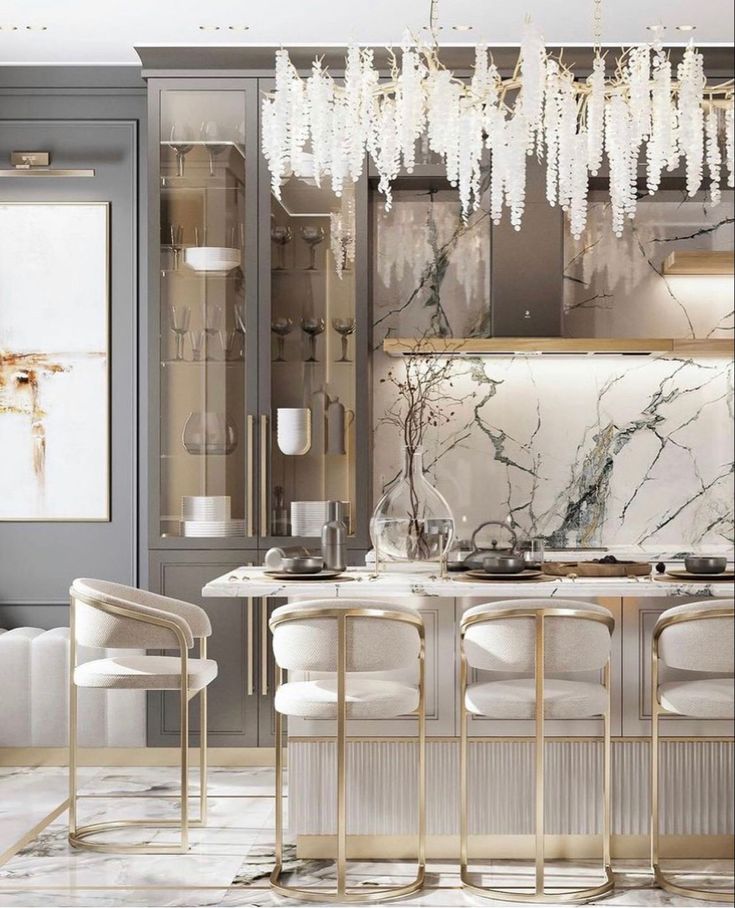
[
  {"xmin": 297, "ymin": 834, "xmax": 735, "ymax": 861},
  {"xmin": 0, "ymin": 747, "xmax": 277, "ymax": 768}
]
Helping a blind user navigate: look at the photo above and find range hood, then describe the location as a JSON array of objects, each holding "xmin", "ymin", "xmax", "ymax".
[{"xmin": 382, "ymin": 160, "xmax": 733, "ymax": 357}]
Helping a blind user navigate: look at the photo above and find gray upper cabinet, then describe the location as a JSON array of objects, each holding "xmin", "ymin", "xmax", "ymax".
[{"xmin": 145, "ymin": 75, "xmax": 372, "ymax": 556}]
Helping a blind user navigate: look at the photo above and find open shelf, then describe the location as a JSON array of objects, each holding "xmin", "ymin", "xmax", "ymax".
[
  {"xmin": 383, "ymin": 337, "xmax": 735, "ymax": 357},
  {"xmin": 663, "ymin": 250, "xmax": 734, "ymax": 275}
]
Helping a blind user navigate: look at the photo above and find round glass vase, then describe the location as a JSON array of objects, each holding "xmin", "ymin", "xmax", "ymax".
[{"xmin": 370, "ymin": 447, "xmax": 455, "ymax": 570}]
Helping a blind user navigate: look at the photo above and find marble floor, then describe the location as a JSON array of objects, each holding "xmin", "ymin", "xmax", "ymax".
[{"xmin": 0, "ymin": 767, "xmax": 732, "ymax": 907}]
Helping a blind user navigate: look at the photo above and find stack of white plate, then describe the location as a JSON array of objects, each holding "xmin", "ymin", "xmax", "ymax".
[
  {"xmin": 291, "ymin": 501, "xmax": 330, "ymax": 537},
  {"xmin": 181, "ymin": 495, "xmax": 244, "ymax": 537},
  {"xmin": 182, "ymin": 495, "xmax": 231, "ymax": 521},
  {"xmin": 182, "ymin": 519, "xmax": 246, "ymax": 537}
]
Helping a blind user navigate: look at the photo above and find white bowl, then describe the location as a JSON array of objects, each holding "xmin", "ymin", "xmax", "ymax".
[{"xmin": 184, "ymin": 246, "xmax": 241, "ymax": 274}]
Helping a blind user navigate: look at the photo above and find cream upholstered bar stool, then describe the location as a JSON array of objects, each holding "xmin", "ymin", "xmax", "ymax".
[
  {"xmin": 651, "ymin": 598, "xmax": 734, "ymax": 903},
  {"xmin": 68, "ymin": 578, "xmax": 218, "ymax": 853},
  {"xmin": 460, "ymin": 598, "xmax": 615, "ymax": 903},
  {"xmin": 269, "ymin": 598, "xmax": 426, "ymax": 903}
]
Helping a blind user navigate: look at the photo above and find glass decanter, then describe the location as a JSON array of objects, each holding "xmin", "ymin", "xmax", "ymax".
[{"xmin": 370, "ymin": 447, "xmax": 455, "ymax": 567}]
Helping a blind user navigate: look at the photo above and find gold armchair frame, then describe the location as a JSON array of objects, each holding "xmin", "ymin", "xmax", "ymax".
[
  {"xmin": 68, "ymin": 589, "xmax": 209, "ymax": 854},
  {"xmin": 460, "ymin": 605, "xmax": 615, "ymax": 903},
  {"xmin": 651, "ymin": 603, "xmax": 735, "ymax": 903},
  {"xmin": 269, "ymin": 604, "xmax": 426, "ymax": 903}
]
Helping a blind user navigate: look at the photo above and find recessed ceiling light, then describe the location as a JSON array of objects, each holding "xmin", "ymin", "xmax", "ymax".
[
  {"xmin": 198, "ymin": 25, "xmax": 221, "ymax": 31},
  {"xmin": 421, "ymin": 25, "xmax": 444, "ymax": 31},
  {"xmin": 676, "ymin": 24, "xmax": 697, "ymax": 31},
  {"xmin": 227, "ymin": 25, "xmax": 249, "ymax": 31},
  {"xmin": 0, "ymin": 25, "xmax": 19, "ymax": 30},
  {"xmin": 452, "ymin": 24, "xmax": 473, "ymax": 31},
  {"xmin": 646, "ymin": 23, "xmax": 667, "ymax": 31},
  {"xmin": 25, "ymin": 25, "xmax": 48, "ymax": 31}
]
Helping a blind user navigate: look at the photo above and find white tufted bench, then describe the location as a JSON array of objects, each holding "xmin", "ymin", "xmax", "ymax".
[{"xmin": 0, "ymin": 626, "xmax": 145, "ymax": 747}]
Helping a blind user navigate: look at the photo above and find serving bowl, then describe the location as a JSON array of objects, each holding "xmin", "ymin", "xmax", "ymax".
[
  {"xmin": 280, "ymin": 555, "xmax": 324, "ymax": 574},
  {"xmin": 184, "ymin": 246, "xmax": 241, "ymax": 274},
  {"xmin": 483, "ymin": 554, "xmax": 526, "ymax": 574},
  {"xmin": 684, "ymin": 555, "xmax": 728, "ymax": 574}
]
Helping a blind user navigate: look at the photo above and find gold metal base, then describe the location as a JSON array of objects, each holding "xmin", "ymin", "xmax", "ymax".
[
  {"xmin": 68, "ymin": 818, "xmax": 205, "ymax": 855},
  {"xmin": 460, "ymin": 866, "xmax": 614, "ymax": 904},
  {"xmin": 269, "ymin": 871, "xmax": 425, "ymax": 904},
  {"xmin": 653, "ymin": 864, "xmax": 734, "ymax": 904}
]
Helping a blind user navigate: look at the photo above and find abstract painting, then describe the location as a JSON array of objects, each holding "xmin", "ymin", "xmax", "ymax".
[{"xmin": 0, "ymin": 203, "xmax": 109, "ymax": 520}]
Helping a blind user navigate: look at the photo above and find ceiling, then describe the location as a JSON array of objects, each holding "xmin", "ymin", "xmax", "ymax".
[{"xmin": 0, "ymin": 0, "xmax": 732, "ymax": 65}]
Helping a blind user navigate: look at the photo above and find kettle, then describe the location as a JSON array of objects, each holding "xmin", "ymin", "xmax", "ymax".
[{"xmin": 462, "ymin": 520, "xmax": 519, "ymax": 571}]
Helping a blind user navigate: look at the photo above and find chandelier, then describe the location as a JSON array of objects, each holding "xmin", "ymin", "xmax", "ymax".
[{"xmin": 261, "ymin": 2, "xmax": 735, "ymax": 240}]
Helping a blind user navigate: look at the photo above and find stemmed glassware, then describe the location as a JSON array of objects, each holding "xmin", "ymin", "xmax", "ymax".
[
  {"xmin": 332, "ymin": 317, "xmax": 356, "ymax": 363},
  {"xmin": 271, "ymin": 225, "xmax": 293, "ymax": 270},
  {"xmin": 169, "ymin": 305, "xmax": 191, "ymax": 361},
  {"xmin": 271, "ymin": 317, "xmax": 294, "ymax": 362},
  {"xmin": 301, "ymin": 316, "xmax": 326, "ymax": 363},
  {"xmin": 200, "ymin": 121, "xmax": 227, "ymax": 177},
  {"xmin": 169, "ymin": 224, "xmax": 184, "ymax": 271},
  {"xmin": 234, "ymin": 302, "xmax": 247, "ymax": 336},
  {"xmin": 188, "ymin": 330, "xmax": 206, "ymax": 362},
  {"xmin": 203, "ymin": 305, "xmax": 223, "ymax": 360},
  {"xmin": 169, "ymin": 126, "xmax": 193, "ymax": 178},
  {"xmin": 220, "ymin": 329, "xmax": 241, "ymax": 361},
  {"xmin": 299, "ymin": 225, "xmax": 326, "ymax": 270}
]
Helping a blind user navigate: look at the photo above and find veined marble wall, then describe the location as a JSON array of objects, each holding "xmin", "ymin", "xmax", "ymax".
[{"xmin": 372, "ymin": 189, "xmax": 734, "ymax": 547}]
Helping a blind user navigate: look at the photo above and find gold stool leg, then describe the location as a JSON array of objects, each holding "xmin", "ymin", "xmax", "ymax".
[
  {"xmin": 68, "ymin": 598, "xmax": 78, "ymax": 842},
  {"xmin": 199, "ymin": 637, "xmax": 208, "ymax": 827}
]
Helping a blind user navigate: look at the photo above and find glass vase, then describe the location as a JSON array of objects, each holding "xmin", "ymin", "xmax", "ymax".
[{"xmin": 370, "ymin": 447, "xmax": 455, "ymax": 567}]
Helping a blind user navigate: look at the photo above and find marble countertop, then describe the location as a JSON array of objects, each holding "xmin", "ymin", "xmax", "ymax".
[{"xmin": 202, "ymin": 566, "xmax": 734, "ymax": 599}]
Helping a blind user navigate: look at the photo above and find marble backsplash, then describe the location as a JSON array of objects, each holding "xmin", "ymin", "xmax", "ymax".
[{"xmin": 372, "ymin": 188, "xmax": 734, "ymax": 547}]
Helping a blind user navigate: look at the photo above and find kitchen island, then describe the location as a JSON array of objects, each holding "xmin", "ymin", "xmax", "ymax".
[{"xmin": 203, "ymin": 567, "xmax": 734, "ymax": 861}]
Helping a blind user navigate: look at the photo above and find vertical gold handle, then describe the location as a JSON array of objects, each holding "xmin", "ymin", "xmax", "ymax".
[
  {"xmin": 261, "ymin": 599, "xmax": 269, "ymax": 695},
  {"xmin": 246, "ymin": 415, "xmax": 254, "ymax": 537},
  {"xmin": 246, "ymin": 598, "xmax": 254, "ymax": 696},
  {"xmin": 260, "ymin": 413, "xmax": 269, "ymax": 537}
]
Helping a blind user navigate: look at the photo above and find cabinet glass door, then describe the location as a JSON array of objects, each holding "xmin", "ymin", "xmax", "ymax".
[
  {"xmin": 158, "ymin": 87, "xmax": 255, "ymax": 540},
  {"xmin": 264, "ymin": 172, "xmax": 359, "ymax": 540}
]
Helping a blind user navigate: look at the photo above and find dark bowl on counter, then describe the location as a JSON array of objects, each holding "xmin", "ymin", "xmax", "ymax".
[
  {"xmin": 280, "ymin": 555, "xmax": 324, "ymax": 574},
  {"xmin": 483, "ymin": 554, "xmax": 527, "ymax": 574},
  {"xmin": 684, "ymin": 555, "xmax": 728, "ymax": 574}
]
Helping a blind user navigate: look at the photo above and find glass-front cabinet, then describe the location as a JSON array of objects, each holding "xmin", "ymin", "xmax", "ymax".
[{"xmin": 149, "ymin": 78, "xmax": 368, "ymax": 552}]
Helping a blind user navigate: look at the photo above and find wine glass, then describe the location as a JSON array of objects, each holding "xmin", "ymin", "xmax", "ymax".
[
  {"xmin": 169, "ymin": 125, "xmax": 193, "ymax": 178},
  {"xmin": 163, "ymin": 224, "xmax": 184, "ymax": 271},
  {"xmin": 220, "ymin": 329, "xmax": 242, "ymax": 361},
  {"xmin": 271, "ymin": 225, "xmax": 293, "ymax": 270},
  {"xmin": 203, "ymin": 305, "xmax": 223, "ymax": 360},
  {"xmin": 200, "ymin": 121, "xmax": 227, "ymax": 177},
  {"xmin": 299, "ymin": 225, "xmax": 326, "ymax": 270},
  {"xmin": 300, "ymin": 316, "xmax": 326, "ymax": 363},
  {"xmin": 332, "ymin": 317, "xmax": 356, "ymax": 363},
  {"xmin": 271, "ymin": 317, "xmax": 294, "ymax": 362},
  {"xmin": 234, "ymin": 302, "xmax": 247, "ymax": 335},
  {"xmin": 188, "ymin": 330, "xmax": 206, "ymax": 362},
  {"xmin": 169, "ymin": 305, "xmax": 191, "ymax": 361}
]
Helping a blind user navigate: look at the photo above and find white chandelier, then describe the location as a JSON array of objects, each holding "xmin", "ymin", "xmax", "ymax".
[{"xmin": 261, "ymin": 8, "xmax": 734, "ymax": 240}]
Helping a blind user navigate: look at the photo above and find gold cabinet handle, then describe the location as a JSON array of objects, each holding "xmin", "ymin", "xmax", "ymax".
[
  {"xmin": 261, "ymin": 599, "xmax": 269, "ymax": 695},
  {"xmin": 260, "ymin": 413, "xmax": 269, "ymax": 537},
  {"xmin": 246, "ymin": 415, "xmax": 255, "ymax": 537},
  {"xmin": 246, "ymin": 598, "xmax": 254, "ymax": 696}
]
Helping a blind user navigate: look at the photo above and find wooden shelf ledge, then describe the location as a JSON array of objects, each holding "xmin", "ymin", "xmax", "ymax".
[
  {"xmin": 663, "ymin": 250, "xmax": 734, "ymax": 275},
  {"xmin": 383, "ymin": 337, "xmax": 735, "ymax": 357}
]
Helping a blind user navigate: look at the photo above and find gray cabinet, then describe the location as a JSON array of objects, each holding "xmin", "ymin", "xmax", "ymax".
[
  {"xmin": 143, "ymin": 68, "xmax": 374, "ymax": 747},
  {"xmin": 147, "ymin": 551, "xmax": 263, "ymax": 747}
]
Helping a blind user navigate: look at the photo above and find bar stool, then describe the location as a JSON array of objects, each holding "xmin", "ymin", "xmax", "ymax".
[
  {"xmin": 68, "ymin": 578, "xmax": 218, "ymax": 853},
  {"xmin": 651, "ymin": 598, "xmax": 734, "ymax": 903},
  {"xmin": 269, "ymin": 598, "xmax": 426, "ymax": 903},
  {"xmin": 460, "ymin": 598, "xmax": 615, "ymax": 903}
]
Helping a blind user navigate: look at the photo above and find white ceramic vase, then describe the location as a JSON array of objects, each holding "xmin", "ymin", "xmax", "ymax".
[{"xmin": 277, "ymin": 408, "xmax": 312, "ymax": 456}]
